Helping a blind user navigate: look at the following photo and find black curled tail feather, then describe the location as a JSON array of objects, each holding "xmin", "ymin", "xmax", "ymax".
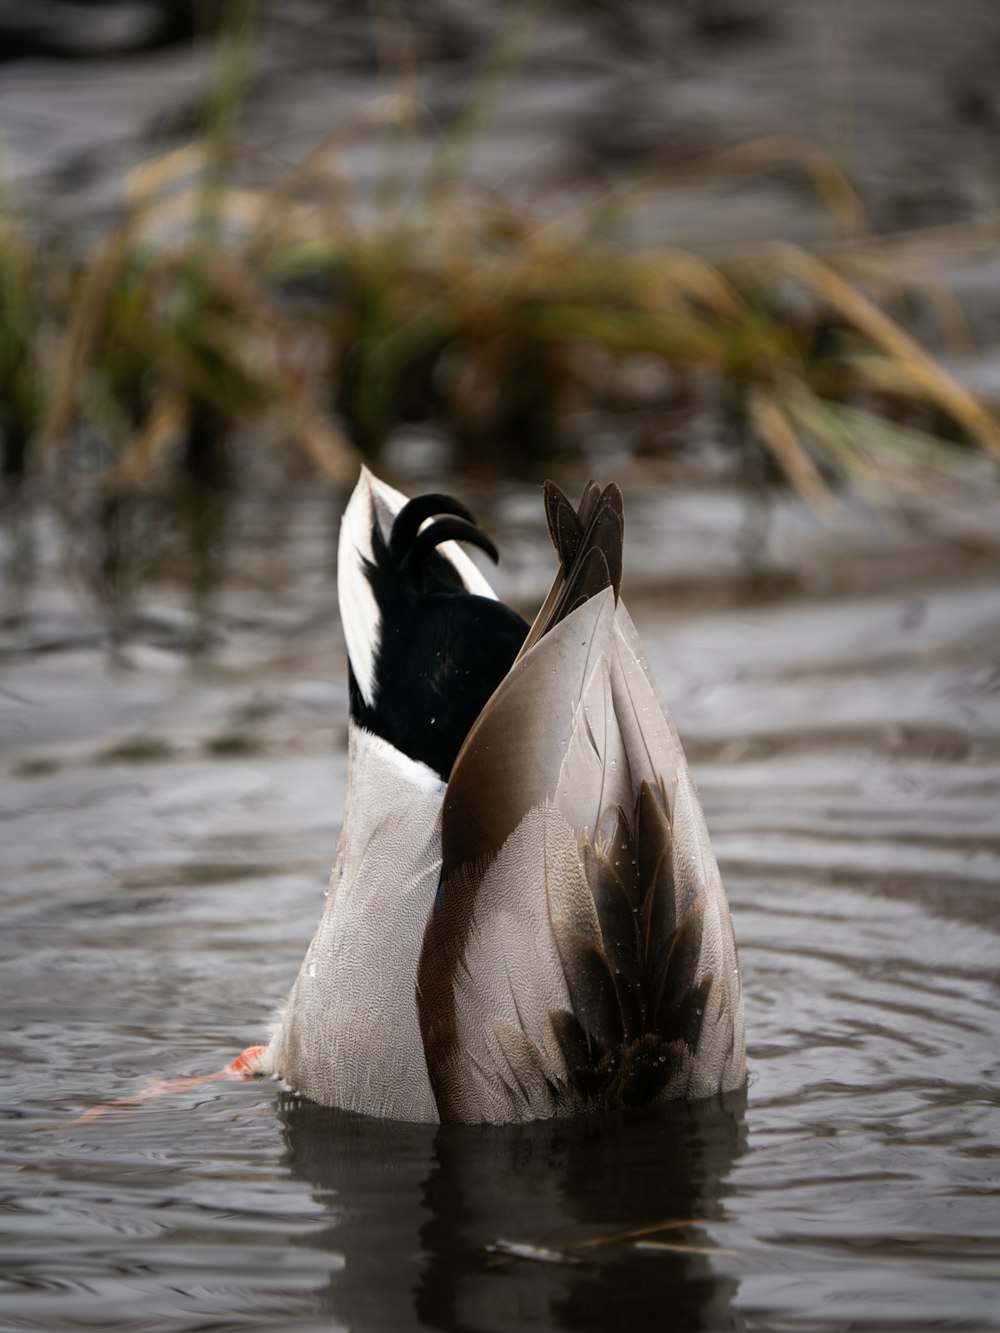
[
  {"xmin": 351, "ymin": 491, "xmax": 528, "ymax": 781},
  {"xmin": 389, "ymin": 494, "xmax": 477, "ymax": 563}
]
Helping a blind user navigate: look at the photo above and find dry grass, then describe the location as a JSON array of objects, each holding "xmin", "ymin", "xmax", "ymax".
[{"xmin": 1, "ymin": 41, "xmax": 998, "ymax": 594}]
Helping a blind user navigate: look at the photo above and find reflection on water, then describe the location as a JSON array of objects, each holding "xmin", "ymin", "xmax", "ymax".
[
  {"xmin": 279, "ymin": 1095, "xmax": 746, "ymax": 1332},
  {"xmin": 1, "ymin": 480, "xmax": 999, "ymax": 1331}
]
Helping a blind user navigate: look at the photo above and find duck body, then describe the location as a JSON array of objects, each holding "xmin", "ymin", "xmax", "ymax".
[{"xmin": 261, "ymin": 469, "xmax": 746, "ymax": 1124}]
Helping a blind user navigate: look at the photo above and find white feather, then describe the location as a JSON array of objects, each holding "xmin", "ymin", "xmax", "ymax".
[{"xmin": 266, "ymin": 722, "xmax": 444, "ymax": 1121}]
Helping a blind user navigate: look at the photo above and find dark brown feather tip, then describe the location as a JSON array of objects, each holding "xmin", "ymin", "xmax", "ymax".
[{"xmin": 522, "ymin": 481, "xmax": 625, "ymax": 658}]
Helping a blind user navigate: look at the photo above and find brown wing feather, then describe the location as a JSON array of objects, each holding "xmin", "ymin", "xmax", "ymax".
[
  {"xmin": 417, "ymin": 481, "xmax": 745, "ymax": 1123},
  {"xmin": 419, "ymin": 592, "xmax": 619, "ymax": 1123},
  {"xmin": 515, "ymin": 481, "xmax": 624, "ymax": 663},
  {"xmin": 556, "ymin": 777, "xmax": 720, "ymax": 1109},
  {"xmin": 552, "ymin": 920, "xmax": 626, "ymax": 1056}
]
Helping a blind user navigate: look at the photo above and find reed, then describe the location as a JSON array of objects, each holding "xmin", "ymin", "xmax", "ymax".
[
  {"xmin": 2, "ymin": 36, "xmax": 998, "ymax": 599},
  {"xmin": 0, "ymin": 209, "xmax": 50, "ymax": 488}
]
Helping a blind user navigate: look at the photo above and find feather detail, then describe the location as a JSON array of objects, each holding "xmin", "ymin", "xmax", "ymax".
[
  {"xmin": 267, "ymin": 722, "xmax": 443, "ymax": 1122},
  {"xmin": 272, "ymin": 472, "xmax": 517, "ymax": 1120},
  {"xmin": 339, "ymin": 466, "xmax": 498, "ymax": 709},
  {"xmin": 515, "ymin": 481, "xmax": 624, "ymax": 663},
  {"xmin": 344, "ymin": 470, "xmax": 528, "ymax": 779},
  {"xmin": 418, "ymin": 481, "xmax": 745, "ymax": 1123},
  {"xmin": 420, "ymin": 802, "xmax": 591, "ymax": 1122},
  {"xmin": 440, "ymin": 590, "xmax": 619, "ymax": 873}
]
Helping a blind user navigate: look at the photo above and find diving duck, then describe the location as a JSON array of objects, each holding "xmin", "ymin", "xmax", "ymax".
[{"xmin": 258, "ymin": 468, "xmax": 746, "ymax": 1123}]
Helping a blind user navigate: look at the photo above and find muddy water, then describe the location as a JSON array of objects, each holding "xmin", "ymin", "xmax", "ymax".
[{"xmin": 2, "ymin": 480, "xmax": 999, "ymax": 1332}]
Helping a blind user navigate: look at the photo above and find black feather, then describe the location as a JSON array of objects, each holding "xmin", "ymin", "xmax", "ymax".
[
  {"xmin": 351, "ymin": 494, "xmax": 528, "ymax": 780},
  {"xmin": 553, "ymin": 921, "xmax": 625, "ymax": 1057},
  {"xmin": 389, "ymin": 494, "xmax": 477, "ymax": 563}
]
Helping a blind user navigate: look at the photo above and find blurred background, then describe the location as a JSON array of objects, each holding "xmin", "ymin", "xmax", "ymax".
[
  {"xmin": 2, "ymin": 0, "xmax": 1000, "ymax": 618},
  {"xmin": 2, "ymin": 5, "xmax": 999, "ymax": 1332}
]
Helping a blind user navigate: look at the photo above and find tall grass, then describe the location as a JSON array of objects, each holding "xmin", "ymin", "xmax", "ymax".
[{"xmin": 1, "ymin": 28, "xmax": 998, "ymax": 606}]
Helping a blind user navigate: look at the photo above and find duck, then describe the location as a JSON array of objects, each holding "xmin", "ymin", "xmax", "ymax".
[{"xmin": 255, "ymin": 466, "xmax": 746, "ymax": 1124}]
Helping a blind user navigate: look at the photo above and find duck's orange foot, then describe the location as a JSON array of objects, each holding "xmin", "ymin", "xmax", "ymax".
[
  {"xmin": 70, "ymin": 1044, "xmax": 270, "ymax": 1125},
  {"xmin": 223, "ymin": 1044, "xmax": 269, "ymax": 1076}
]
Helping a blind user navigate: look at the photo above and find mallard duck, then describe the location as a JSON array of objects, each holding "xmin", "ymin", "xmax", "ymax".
[{"xmin": 258, "ymin": 467, "xmax": 745, "ymax": 1123}]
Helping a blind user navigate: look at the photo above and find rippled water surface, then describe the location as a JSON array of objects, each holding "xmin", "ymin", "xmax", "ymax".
[{"xmin": 2, "ymin": 482, "xmax": 999, "ymax": 1331}]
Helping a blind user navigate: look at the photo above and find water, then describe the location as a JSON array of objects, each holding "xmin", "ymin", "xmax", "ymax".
[{"xmin": 2, "ymin": 480, "xmax": 999, "ymax": 1331}]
